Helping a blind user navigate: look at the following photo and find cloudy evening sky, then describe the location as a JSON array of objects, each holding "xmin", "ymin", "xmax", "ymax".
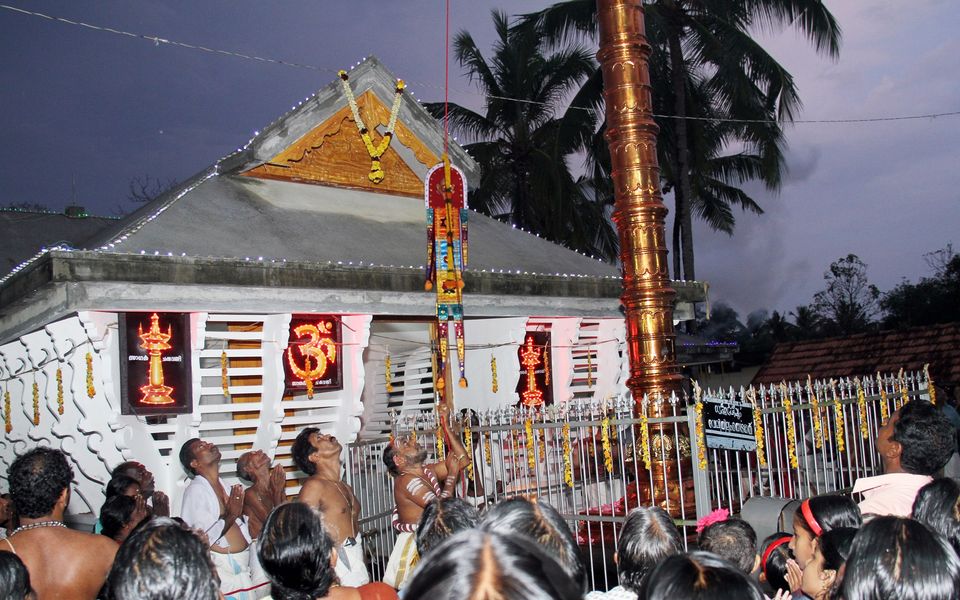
[{"xmin": 1, "ymin": 1, "xmax": 957, "ymax": 318}]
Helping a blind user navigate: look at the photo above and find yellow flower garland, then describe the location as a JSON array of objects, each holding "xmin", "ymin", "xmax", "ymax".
[
  {"xmin": 463, "ymin": 421, "xmax": 474, "ymax": 481},
  {"xmin": 385, "ymin": 352, "xmax": 394, "ymax": 393},
  {"xmin": 586, "ymin": 347, "xmax": 593, "ymax": 388},
  {"xmin": 436, "ymin": 422, "xmax": 445, "ymax": 461},
  {"xmin": 601, "ymin": 414, "xmax": 613, "ymax": 473},
  {"xmin": 56, "ymin": 368, "xmax": 64, "ymax": 415},
  {"xmin": 537, "ymin": 426, "xmax": 546, "ymax": 465},
  {"xmin": 543, "ymin": 345, "xmax": 550, "ymax": 386},
  {"xmin": 484, "ymin": 429, "xmax": 493, "ymax": 466},
  {"xmin": 748, "ymin": 389, "xmax": 767, "ymax": 468},
  {"xmin": 490, "ymin": 355, "xmax": 498, "ymax": 393},
  {"xmin": 856, "ymin": 379, "xmax": 869, "ymax": 440},
  {"xmin": 32, "ymin": 380, "xmax": 40, "ymax": 426},
  {"xmin": 694, "ymin": 400, "xmax": 707, "ymax": 470},
  {"xmin": 525, "ymin": 419, "xmax": 536, "ymax": 471},
  {"xmin": 85, "ymin": 352, "xmax": 96, "ymax": 398},
  {"xmin": 220, "ymin": 351, "xmax": 230, "ymax": 399},
  {"xmin": 338, "ymin": 70, "xmax": 405, "ymax": 183},
  {"xmin": 3, "ymin": 389, "xmax": 10, "ymax": 433},
  {"xmin": 831, "ymin": 380, "xmax": 846, "ymax": 453},
  {"xmin": 878, "ymin": 373, "xmax": 890, "ymax": 423},
  {"xmin": 898, "ymin": 369, "xmax": 908, "ymax": 409},
  {"xmin": 925, "ymin": 364, "xmax": 936, "ymax": 405},
  {"xmin": 562, "ymin": 422, "xmax": 573, "ymax": 488},
  {"xmin": 782, "ymin": 383, "xmax": 798, "ymax": 469},
  {"xmin": 639, "ymin": 402, "xmax": 652, "ymax": 470}
]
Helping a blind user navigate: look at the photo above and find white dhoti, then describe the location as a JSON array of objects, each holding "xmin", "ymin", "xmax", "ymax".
[
  {"xmin": 334, "ymin": 537, "xmax": 370, "ymax": 587},
  {"xmin": 247, "ymin": 539, "xmax": 272, "ymax": 599},
  {"xmin": 211, "ymin": 549, "xmax": 256, "ymax": 600},
  {"xmin": 383, "ymin": 531, "xmax": 419, "ymax": 590}
]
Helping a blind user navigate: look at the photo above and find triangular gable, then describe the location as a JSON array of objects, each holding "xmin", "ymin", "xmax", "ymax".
[{"xmin": 241, "ymin": 90, "xmax": 439, "ymax": 198}]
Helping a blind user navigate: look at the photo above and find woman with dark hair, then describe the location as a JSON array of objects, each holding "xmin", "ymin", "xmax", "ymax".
[
  {"xmin": 480, "ymin": 497, "xmax": 587, "ymax": 592},
  {"xmin": 105, "ymin": 475, "xmax": 141, "ymax": 500},
  {"xmin": 798, "ymin": 527, "xmax": 855, "ymax": 600},
  {"xmin": 638, "ymin": 551, "xmax": 767, "ymax": 600},
  {"xmin": 258, "ymin": 502, "xmax": 396, "ymax": 600},
  {"xmin": 838, "ymin": 516, "xmax": 960, "ymax": 600},
  {"xmin": 415, "ymin": 497, "xmax": 479, "ymax": 558},
  {"xmin": 404, "ymin": 529, "xmax": 582, "ymax": 600},
  {"xmin": 99, "ymin": 495, "xmax": 150, "ymax": 544},
  {"xmin": 788, "ymin": 495, "xmax": 860, "ymax": 569},
  {"xmin": 0, "ymin": 552, "xmax": 33, "ymax": 600},
  {"xmin": 912, "ymin": 477, "xmax": 960, "ymax": 554},
  {"xmin": 104, "ymin": 517, "xmax": 220, "ymax": 600},
  {"xmin": 587, "ymin": 506, "xmax": 682, "ymax": 599},
  {"xmin": 758, "ymin": 532, "xmax": 792, "ymax": 597}
]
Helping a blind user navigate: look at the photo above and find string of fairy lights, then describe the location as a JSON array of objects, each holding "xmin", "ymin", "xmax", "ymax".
[{"xmin": 2, "ymin": 3, "xmax": 958, "ymax": 127}]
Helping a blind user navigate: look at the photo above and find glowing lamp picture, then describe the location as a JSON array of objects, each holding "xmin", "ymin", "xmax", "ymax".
[
  {"xmin": 119, "ymin": 312, "xmax": 192, "ymax": 415},
  {"xmin": 516, "ymin": 331, "xmax": 553, "ymax": 407},
  {"xmin": 283, "ymin": 316, "xmax": 343, "ymax": 396}
]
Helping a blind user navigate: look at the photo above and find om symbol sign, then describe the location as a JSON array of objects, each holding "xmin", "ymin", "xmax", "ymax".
[{"xmin": 287, "ymin": 321, "xmax": 337, "ymax": 384}]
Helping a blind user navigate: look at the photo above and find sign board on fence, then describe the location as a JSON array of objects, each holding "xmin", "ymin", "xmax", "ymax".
[{"xmin": 702, "ymin": 397, "xmax": 757, "ymax": 452}]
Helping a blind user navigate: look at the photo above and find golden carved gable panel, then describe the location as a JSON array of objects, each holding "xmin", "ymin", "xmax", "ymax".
[{"xmin": 242, "ymin": 91, "xmax": 439, "ymax": 198}]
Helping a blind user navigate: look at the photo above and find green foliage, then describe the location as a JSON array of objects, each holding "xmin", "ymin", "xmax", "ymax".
[
  {"xmin": 811, "ymin": 254, "xmax": 880, "ymax": 336},
  {"xmin": 882, "ymin": 246, "xmax": 960, "ymax": 328}
]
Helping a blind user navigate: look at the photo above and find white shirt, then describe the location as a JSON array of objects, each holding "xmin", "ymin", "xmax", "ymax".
[
  {"xmin": 852, "ymin": 472, "xmax": 933, "ymax": 518},
  {"xmin": 180, "ymin": 475, "xmax": 252, "ymax": 549},
  {"xmin": 586, "ymin": 585, "xmax": 638, "ymax": 600}
]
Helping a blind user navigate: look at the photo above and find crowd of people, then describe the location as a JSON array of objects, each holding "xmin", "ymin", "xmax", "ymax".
[{"xmin": 0, "ymin": 398, "xmax": 958, "ymax": 600}]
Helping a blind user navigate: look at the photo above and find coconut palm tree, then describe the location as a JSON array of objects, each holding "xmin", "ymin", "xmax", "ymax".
[
  {"xmin": 423, "ymin": 10, "xmax": 618, "ymax": 260},
  {"xmin": 522, "ymin": 0, "xmax": 842, "ymax": 280}
]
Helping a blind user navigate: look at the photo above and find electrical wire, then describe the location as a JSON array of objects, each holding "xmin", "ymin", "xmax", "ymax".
[{"xmin": 3, "ymin": 3, "xmax": 958, "ymax": 127}]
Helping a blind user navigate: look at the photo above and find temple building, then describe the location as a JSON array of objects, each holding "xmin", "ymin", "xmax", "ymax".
[{"xmin": 0, "ymin": 57, "xmax": 706, "ymax": 516}]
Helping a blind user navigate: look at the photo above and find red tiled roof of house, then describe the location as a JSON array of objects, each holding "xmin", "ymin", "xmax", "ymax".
[{"xmin": 752, "ymin": 322, "xmax": 960, "ymax": 386}]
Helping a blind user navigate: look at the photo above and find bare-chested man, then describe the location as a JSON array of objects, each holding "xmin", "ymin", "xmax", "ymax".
[
  {"xmin": 381, "ymin": 405, "xmax": 469, "ymax": 588},
  {"xmin": 179, "ymin": 438, "xmax": 253, "ymax": 599},
  {"xmin": 293, "ymin": 428, "xmax": 368, "ymax": 586},
  {"xmin": 1, "ymin": 447, "xmax": 118, "ymax": 600},
  {"xmin": 236, "ymin": 450, "xmax": 287, "ymax": 540}
]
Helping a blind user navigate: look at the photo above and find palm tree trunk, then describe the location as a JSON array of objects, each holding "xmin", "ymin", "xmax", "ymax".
[
  {"xmin": 668, "ymin": 32, "xmax": 695, "ymax": 281},
  {"xmin": 671, "ymin": 163, "xmax": 683, "ymax": 280}
]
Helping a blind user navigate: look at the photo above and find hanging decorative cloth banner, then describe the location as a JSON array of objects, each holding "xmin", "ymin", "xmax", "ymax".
[
  {"xmin": 424, "ymin": 158, "xmax": 469, "ymax": 390},
  {"xmin": 338, "ymin": 70, "xmax": 405, "ymax": 184}
]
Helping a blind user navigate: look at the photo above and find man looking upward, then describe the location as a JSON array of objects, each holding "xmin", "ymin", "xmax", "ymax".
[
  {"xmin": 111, "ymin": 460, "xmax": 170, "ymax": 517},
  {"xmin": 236, "ymin": 450, "xmax": 287, "ymax": 540},
  {"xmin": 293, "ymin": 428, "xmax": 368, "ymax": 587},
  {"xmin": 179, "ymin": 438, "xmax": 253, "ymax": 599},
  {"xmin": 1, "ymin": 447, "xmax": 118, "ymax": 600},
  {"xmin": 381, "ymin": 404, "xmax": 469, "ymax": 588}
]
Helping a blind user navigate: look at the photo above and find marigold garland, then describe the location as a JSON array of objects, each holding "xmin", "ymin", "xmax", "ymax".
[
  {"xmin": 463, "ymin": 421, "xmax": 474, "ymax": 480},
  {"xmin": 338, "ymin": 70, "xmax": 405, "ymax": 183},
  {"xmin": 831, "ymin": 380, "xmax": 846, "ymax": 453},
  {"xmin": 525, "ymin": 419, "xmax": 536, "ymax": 471},
  {"xmin": 878, "ymin": 373, "xmax": 890, "ymax": 423},
  {"xmin": 3, "ymin": 389, "xmax": 10, "ymax": 433},
  {"xmin": 587, "ymin": 426, "xmax": 596, "ymax": 457},
  {"xmin": 384, "ymin": 352, "xmax": 394, "ymax": 393},
  {"xmin": 599, "ymin": 414, "xmax": 613, "ymax": 473},
  {"xmin": 490, "ymin": 355, "xmax": 498, "ymax": 393},
  {"xmin": 537, "ymin": 426, "xmax": 546, "ymax": 464},
  {"xmin": 694, "ymin": 400, "xmax": 707, "ymax": 470},
  {"xmin": 561, "ymin": 422, "xmax": 573, "ymax": 488},
  {"xmin": 855, "ymin": 379, "xmax": 869, "ymax": 440},
  {"xmin": 748, "ymin": 389, "xmax": 767, "ymax": 468},
  {"xmin": 807, "ymin": 376, "xmax": 823, "ymax": 449},
  {"xmin": 898, "ymin": 369, "xmax": 908, "ymax": 409},
  {"xmin": 220, "ymin": 351, "xmax": 230, "ymax": 399},
  {"xmin": 484, "ymin": 430, "xmax": 493, "ymax": 466},
  {"xmin": 32, "ymin": 380, "xmax": 40, "ymax": 426},
  {"xmin": 85, "ymin": 352, "xmax": 96, "ymax": 398},
  {"xmin": 639, "ymin": 402, "xmax": 652, "ymax": 470},
  {"xmin": 436, "ymin": 422, "xmax": 445, "ymax": 461},
  {"xmin": 782, "ymin": 383, "xmax": 798, "ymax": 469},
  {"xmin": 56, "ymin": 368, "xmax": 64, "ymax": 415},
  {"xmin": 925, "ymin": 364, "xmax": 936, "ymax": 406},
  {"xmin": 543, "ymin": 345, "xmax": 550, "ymax": 386}
]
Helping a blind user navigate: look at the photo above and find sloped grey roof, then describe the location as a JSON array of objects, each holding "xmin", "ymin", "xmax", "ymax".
[
  {"xmin": 84, "ymin": 175, "xmax": 618, "ymax": 278},
  {"xmin": 0, "ymin": 209, "xmax": 118, "ymax": 272}
]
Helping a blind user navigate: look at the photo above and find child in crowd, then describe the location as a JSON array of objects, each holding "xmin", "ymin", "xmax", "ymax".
[
  {"xmin": 796, "ymin": 527, "xmax": 855, "ymax": 600},
  {"xmin": 698, "ymin": 517, "xmax": 759, "ymax": 575},
  {"xmin": 788, "ymin": 495, "xmax": 860, "ymax": 569},
  {"xmin": 639, "ymin": 552, "xmax": 770, "ymax": 600},
  {"xmin": 758, "ymin": 532, "xmax": 792, "ymax": 597}
]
